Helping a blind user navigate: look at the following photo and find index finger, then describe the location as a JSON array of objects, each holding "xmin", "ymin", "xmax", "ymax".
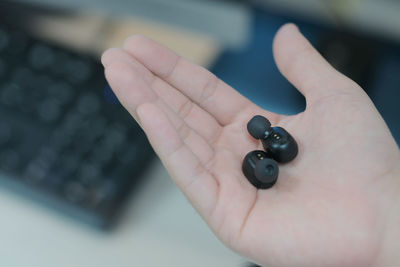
[{"xmin": 122, "ymin": 35, "xmax": 274, "ymax": 125}]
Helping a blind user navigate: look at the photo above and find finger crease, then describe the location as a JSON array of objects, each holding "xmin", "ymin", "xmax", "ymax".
[
  {"xmin": 209, "ymin": 126, "xmax": 224, "ymax": 149},
  {"xmin": 148, "ymin": 71, "xmax": 158, "ymax": 88},
  {"xmin": 182, "ymin": 157, "xmax": 209, "ymax": 191},
  {"xmin": 228, "ymin": 101, "xmax": 254, "ymax": 125},
  {"xmin": 166, "ymin": 140, "xmax": 186, "ymax": 158},
  {"xmin": 162, "ymin": 56, "xmax": 181, "ymax": 80},
  {"xmin": 238, "ymin": 189, "xmax": 258, "ymax": 240},
  {"xmin": 178, "ymin": 98, "xmax": 194, "ymax": 120},
  {"xmin": 199, "ymin": 74, "xmax": 219, "ymax": 105},
  {"xmin": 177, "ymin": 121, "xmax": 191, "ymax": 141}
]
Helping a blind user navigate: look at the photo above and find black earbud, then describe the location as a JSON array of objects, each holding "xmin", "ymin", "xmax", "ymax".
[
  {"xmin": 247, "ymin": 115, "xmax": 298, "ymax": 163},
  {"xmin": 242, "ymin": 150, "xmax": 279, "ymax": 189}
]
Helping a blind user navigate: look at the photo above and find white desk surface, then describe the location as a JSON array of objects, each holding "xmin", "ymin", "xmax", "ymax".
[{"xmin": 0, "ymin": 159, "xmax": 246, "ymax": 267}]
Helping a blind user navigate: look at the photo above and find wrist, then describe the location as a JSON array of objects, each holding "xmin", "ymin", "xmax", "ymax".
[{"xmin": 374, "ymin": 166, "xmax": 400, "ymax": 266}]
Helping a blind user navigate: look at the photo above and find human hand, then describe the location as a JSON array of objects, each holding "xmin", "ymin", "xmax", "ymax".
[{"xmin": 102, "ymin": 24, "xmax": 400, "ymax": 267}]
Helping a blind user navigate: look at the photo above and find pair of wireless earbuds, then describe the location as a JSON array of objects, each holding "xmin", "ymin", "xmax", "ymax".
[{"xmin": 242, "ymin": 115, "xmax": 298, "ymax": 189}]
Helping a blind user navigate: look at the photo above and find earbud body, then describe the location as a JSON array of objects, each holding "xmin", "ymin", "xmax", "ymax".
[
  {"xmin": 247, "ymin": 115, "xmax": 298, "ymax": 163},
  {"xmin": 242, "ymin": 150, "xmax": 279, "ymax": 189},
  {"xmin": 261, "ymin": 127, "xmax": 298, "ymax": 163}
]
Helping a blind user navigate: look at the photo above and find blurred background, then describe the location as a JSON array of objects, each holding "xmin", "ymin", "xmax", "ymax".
[{"xmin": 0, "ymin": 0, "xmax": 399, "ymax": 266}]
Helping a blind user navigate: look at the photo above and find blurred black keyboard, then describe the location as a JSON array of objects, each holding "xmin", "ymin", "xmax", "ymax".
[{"xmin": 0, "ymin": 24, "xmax": 153, "ymax": 229}]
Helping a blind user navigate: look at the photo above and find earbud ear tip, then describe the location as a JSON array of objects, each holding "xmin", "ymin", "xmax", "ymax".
[
  {"xmin": 254, "ymin": 158, "xmax": 279, "ymax": 185},
  {"xmin": 247, "ymin": 115, "xmax": 271, "ymax": 139}
]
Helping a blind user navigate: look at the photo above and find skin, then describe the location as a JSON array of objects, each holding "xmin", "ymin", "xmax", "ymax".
[{"xmin": 101, "ymin": 24, "xmax": 400, "ymax": 266}]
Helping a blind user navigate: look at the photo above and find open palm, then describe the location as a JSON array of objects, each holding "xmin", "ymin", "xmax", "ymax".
[{"xmin": 102, "ymin": 24, "xmax": 400, "ymax": 266}]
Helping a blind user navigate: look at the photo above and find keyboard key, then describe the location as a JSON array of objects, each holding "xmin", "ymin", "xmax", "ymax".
[
  {"xmin": 61, "ymin": 112, "xmax": 84, "ymax": 134},
  {"xmin": 50, "ymin": 128, "xmax": 74, "ymax": 151},
  {"xmin": 59, "ymin": 153, "xmax": 81, "ymax": 174},
  {"xmin": 11, "ymin": 67, "xmax": 34, "ymax": 88},
  {"xmin": 37, "ymin": 98, "xmax": 61, "ymax": 123},
  {"xmin": 76, "ymin": 92, "xmax": 100, "ymax": 115},
  {"xmin": 72, "ymin": 136, "xmax": 96, "ymax": 156},
  {"xmin": 1, "ymin": 82, "xmax": 24, "ymax": 107},
  {"xmin": 29, "ymin": 44, "xmax": 55, "ymax": 70},
  {"xmin": 118, "ymin": 146, "xmax": 139, "ymax": 165},
  {"xmin": 65, "ymin": 182, "xmax": 87, "ymax": 203},
  {"xmin": 89, "ymin": 143, "xmax": 114, "ymax": 165},
  {"xmin": 92, "ymin": 180, "xmax": 117, "ymax": 206},
  {"xmin": 77, "ymin": 163, "xmax": 102, "ymax": 186},
  {"xmin": 51, "ymin": 51, "xmax": 71, "ymax": 76},
  {"xmin": 90, "ymin": 116, "xmax": 107, "ymax": 137},
  {"xmin": 65, "ymin": 58, "xmax": 92, "ymax": 83},
  {"xmin": 25, "ymin": 161, "xmax": 49, "ymax": 183},
  {"xmin": 104, "ymin": 123, "xmax": 127, "ymax": 148},
  {"xmin": 48, "ymin": 82, "xmax": 73, "ymax": 105},
  {"xmin": 7, "ymin": 31, "xmax": 28, "ymax": 55},
  {"xmin": 32, "ymin": 74, "xmax": 53, "ymax": 91},
  {"xmin": 37, "ymin": 147, "xmax": 58, "ymax": 166},
  {"xmin": 0, "ymin": 149, "xmax": 19, "ymax": 172}
]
